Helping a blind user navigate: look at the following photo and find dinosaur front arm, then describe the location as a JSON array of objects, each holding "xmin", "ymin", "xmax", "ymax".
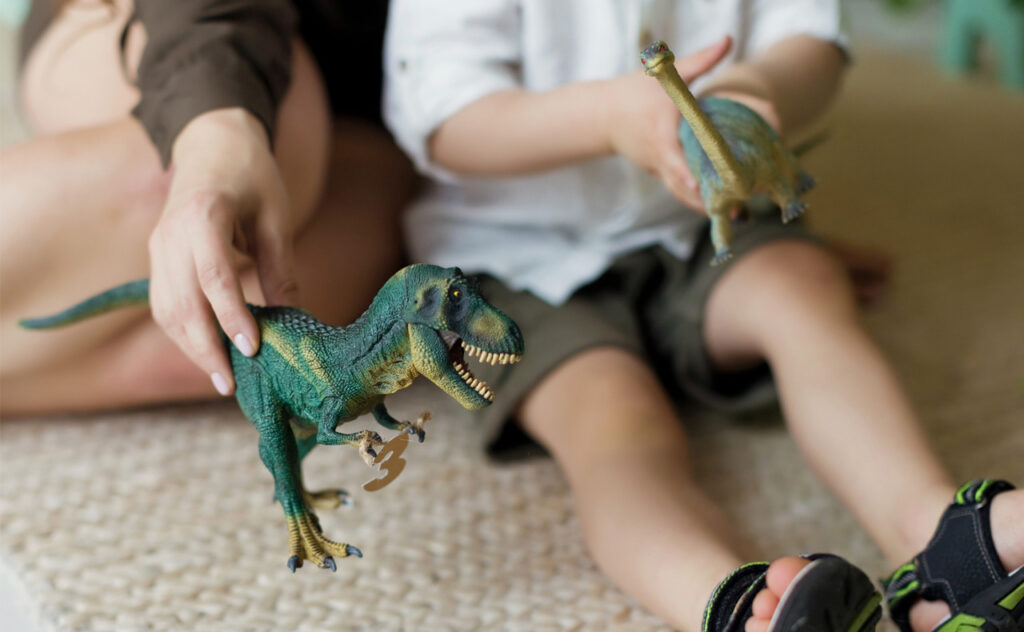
[{"xmin": 371, "ymin": 402, "xmax": 427, "ymax": 443}]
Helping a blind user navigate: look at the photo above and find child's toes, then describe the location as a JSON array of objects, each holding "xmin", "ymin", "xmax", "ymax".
[
  {"xmin": 744, "ymin": 557, "xmax": 811, "ymax": 632},
  {"xmin": 751, "ymin": 585, "xmax": 779, "ymax": 619},
  {"xmin": 765, "ymin": 555, "xmax": 811, "ymax": 598},
  {"xmin": 744, "ymin": 617, "xmax": 771, "ymax": 632}
]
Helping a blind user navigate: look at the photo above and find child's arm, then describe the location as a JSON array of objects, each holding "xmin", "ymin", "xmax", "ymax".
[
  {"xmin": 427, "ymin": 37, "xmax": 732, "ymax": 208},
  {"xmin": 428, "ymin": 35, "xmax": 843, "ymax": 208},
  {"xmin": 699, "ymin": 35, "xmax": 846, "ymax": 138}
]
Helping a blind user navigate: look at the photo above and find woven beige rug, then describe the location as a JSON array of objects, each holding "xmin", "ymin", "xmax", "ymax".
[{"xmin": 2, "ymin": 31, "xmax": 1023, "ymax": 632}]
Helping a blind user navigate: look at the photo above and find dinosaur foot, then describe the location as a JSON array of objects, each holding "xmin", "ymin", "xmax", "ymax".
[
  {"xmin": 397, "ymin": 412, "xmax": 431, "ymax": 443},
  {"xmin": 781, "ymin": 201, "xmax": 806, "ymax": 223},
  {"xmin": 796, "ymin": 172, "xmax": 816, "ymax": 195},
  {"xmin": 303, "ymin": 487, "xmax": 352, "ymax": 511},
  {"xmin": 285, "ymin": 512, "xmax": 362, "ymax": 573},
  {"xmin": 711, "ymin": 250, "xmax": 734, "ymax": 266}
]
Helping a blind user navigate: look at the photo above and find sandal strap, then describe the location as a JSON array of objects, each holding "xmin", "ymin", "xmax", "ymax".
[
  {"xmin": 883, "ymin": 479, "xmax": 1016, "ymax": 631},
  {"xmin": 702, "ymin": 553, "xmax": 843, "ymax": 632},
  {"xmin": 702, "ymin": 561, "xmax": 770, "ymax": 632}
]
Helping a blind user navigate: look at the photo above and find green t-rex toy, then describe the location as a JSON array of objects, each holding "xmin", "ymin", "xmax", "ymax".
[
  {"xmin": 640, "ymin": 40, "xmax": 815, "ymax": 264},
  {"xmin": 20, "ymin": 264, "xmax": 524, "ymax": 572}
]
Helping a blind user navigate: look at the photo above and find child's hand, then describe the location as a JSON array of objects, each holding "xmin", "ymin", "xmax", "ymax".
[
  {"xmin": 605, "ymin": 36, "xmax": 732, "ymax": 213},
  {"xmin": 148, "ymin": 108, "xmax": 299, "ymax": 396}
]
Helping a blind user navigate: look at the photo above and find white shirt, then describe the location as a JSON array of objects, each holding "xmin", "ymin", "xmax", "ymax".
[{"xmin": 384, "ymin": 0, "xmax": 849, "ymax": 305}]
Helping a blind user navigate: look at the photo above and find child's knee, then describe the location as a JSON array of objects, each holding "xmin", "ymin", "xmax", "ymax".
[{"xmin": 741, "ymin": 240, "xmax": 857, "ymax": 323}]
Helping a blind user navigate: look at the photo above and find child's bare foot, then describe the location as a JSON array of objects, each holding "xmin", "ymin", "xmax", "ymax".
[{"xmin": 744, "ymin": 489, "xmax": 1024, "ymax": 632}]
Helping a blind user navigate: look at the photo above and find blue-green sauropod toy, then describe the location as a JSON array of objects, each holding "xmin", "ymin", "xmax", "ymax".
[
  {"xmin": 21, "ymin": 264, "xmax": 524, "ymax": 571},
  {"xmin": 641, "ymin": 40, "xmax": 815, "ymax": 264}
]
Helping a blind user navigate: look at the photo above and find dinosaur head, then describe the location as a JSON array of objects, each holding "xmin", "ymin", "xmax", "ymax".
[
  {"xmin": 400, "ymin": 264, "xmax": 524, "ymax": 410},
  {"xmin": 639, "ymin": 40, "xmax": 675, "ymax": 76}
]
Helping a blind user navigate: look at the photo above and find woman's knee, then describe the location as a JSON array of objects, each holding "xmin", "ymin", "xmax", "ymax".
[
  {"xmin": 20, "ymin": 0, "xmax": 142, "ymax": 134},
  {"xmin": 22, "ymin": 1, "xmax": 330, "ymax": 230}
]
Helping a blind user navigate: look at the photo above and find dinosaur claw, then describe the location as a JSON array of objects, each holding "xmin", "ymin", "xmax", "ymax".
[
  {"xmin": 782, "ymin": 202, "xmax": 806, "ymax": 223},
  {"xmin": 346, "ymin": 545, "xmax": 363, "ymax": 558},
  {"xmin": 711, "ymin": 251, "xmax": 733, "ymax": 266},
  {"xmin": 288, "ymin": 555, "xmax": 302, "ymax": 573},
  {"xmin": 323, "ymin": 556, "xmax": 337, "ymax": 572}
]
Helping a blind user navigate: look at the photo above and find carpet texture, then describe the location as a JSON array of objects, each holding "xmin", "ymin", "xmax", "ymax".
[{"xmin": 1, "ymin": 33, "xmax": 1022, "ymax": 632}]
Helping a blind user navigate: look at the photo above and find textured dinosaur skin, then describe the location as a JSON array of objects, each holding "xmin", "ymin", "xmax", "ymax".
[
  {"xmin": 21, "ymin": 264, "xmax": 524, "ymax": 571},
  {"xmin": 640, "ymin": 41, "xmax": 815, "ymax": 264}
]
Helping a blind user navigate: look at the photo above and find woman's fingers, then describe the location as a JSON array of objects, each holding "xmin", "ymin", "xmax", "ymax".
[
  {"xmin": 192, "ymin": 200, "xmax": 259, "ymax": 358},
  {"xmin": 253, "ymin": 208, "xmax": 300, "ymax": 309},
  {"xmin": 676, "ymin": 35, "xmax": 733, "ymax": 84},
  {"xmin": 149, "ymin": 219, "xmax": 236, "ymax": 396}
]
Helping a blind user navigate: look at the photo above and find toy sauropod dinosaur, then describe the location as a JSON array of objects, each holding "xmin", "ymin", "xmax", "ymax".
[
  {"xmin": 640, "ymin": 40, "xmax": 815, "ymax": 264},
  {"xmin": 20, "ymin": 264, "xmax": 524, "ymax": 572}
]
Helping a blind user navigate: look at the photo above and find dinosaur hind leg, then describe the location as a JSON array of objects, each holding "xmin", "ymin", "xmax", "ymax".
[
  {"xmin": 293, "ymin": 429, "xmax": 351, "ymax": 511},
  {"xmin": 796, "ymin": 171, "xmax": 815, "ymax": 195},
  {"xmin": 769, "ymin": 179, "xmax": 806, "ymax": 224},
  {"xmin": 257, "ymin": 411, "xmax": 361, "ymax": 572}
]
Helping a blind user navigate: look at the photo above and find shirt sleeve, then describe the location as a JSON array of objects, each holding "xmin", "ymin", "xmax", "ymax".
[
  {"xmin": 745, "ymin": 0, "xmax": 850, "ymax": 60},
  {"xmin": 383, "ymin": 0, "xmax": 522, "ymax": 181},
  {"xmin": 130, "ymin": 0, "xmax": 298, "ymax": 167}
]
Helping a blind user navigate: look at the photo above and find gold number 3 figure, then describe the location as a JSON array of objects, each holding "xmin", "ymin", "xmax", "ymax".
[{"xmin": 362, "ymin": 433, "xmax": 410, "ymax": 492}]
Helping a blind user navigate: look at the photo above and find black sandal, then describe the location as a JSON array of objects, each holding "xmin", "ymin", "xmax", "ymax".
[
  {"xmin": 882, "ymin": 479, "xmax": 1024, "ymax": 632},
  {"xmin": 703, "ymin": 553, "xmax": 882, "ymax": 631}
]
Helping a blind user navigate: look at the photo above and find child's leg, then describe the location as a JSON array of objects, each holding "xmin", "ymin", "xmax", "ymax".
[
  {"xmin": 700, "ymin": 240, "xmax": 1024, "ymax": 631},
  {"xmin": 518, "ymin": 346, "xmax": 746, "ymax": 632}
]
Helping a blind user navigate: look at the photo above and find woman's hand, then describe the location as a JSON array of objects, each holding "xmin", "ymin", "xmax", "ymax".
[
  {"xmin": 148, "ymin": 107, "xmax": 299, "ymax": 396},
  {"xmin": 605, "ymin": 36, "xmax": 733, "ymax": 213}
]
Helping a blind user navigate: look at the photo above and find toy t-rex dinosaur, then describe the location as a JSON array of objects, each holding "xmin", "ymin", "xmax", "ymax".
[
  {"xmin": 20, "ymin": 264, "xmax": 524, "ymax": 572},
  {"xmin": 640, "ymin": 40, "xmax": 815, "ymax": 264}
]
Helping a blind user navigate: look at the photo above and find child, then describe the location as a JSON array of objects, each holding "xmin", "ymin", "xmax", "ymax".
[{"xmin": 382, "ymin": 2, "xmax": 1024, "ymax": 631}]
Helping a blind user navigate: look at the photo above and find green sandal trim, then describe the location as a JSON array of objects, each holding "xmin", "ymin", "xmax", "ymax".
[
  {"xmin": 847, "ymin": 592, "xmax": 883, "ymax": 632},
  {"xmin": 997, "ymin": 579, "xmax": 1024, "ymax": 611},
  {"xmin": 933, "ymin": 612, "xmax": 987, "ymax": 632},
  {"xmin": 883, "ymin": 479, "xmax": 1020, "ymax": 632}
]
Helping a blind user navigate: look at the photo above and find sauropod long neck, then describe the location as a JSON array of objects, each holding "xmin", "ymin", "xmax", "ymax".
[{"xmin": 652, "ymin": 63, "xmax": 747, "ymax": 193}]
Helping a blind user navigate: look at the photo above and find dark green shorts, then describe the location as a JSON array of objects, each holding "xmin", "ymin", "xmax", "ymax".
[{"xmin": 471, "ymin": 213, "xmax": 822, "ymax": 455}]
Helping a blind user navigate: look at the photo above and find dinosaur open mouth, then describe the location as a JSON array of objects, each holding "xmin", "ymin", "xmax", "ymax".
[{"xmin": 439, "ymin": 330, "xmax": 522, "ymax": 402}]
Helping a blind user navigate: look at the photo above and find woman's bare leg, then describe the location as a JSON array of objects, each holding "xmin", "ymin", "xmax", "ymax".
[
  {"xmin": 518, "ymin": 347, "xmax": 747, "ymax": 632},
  {"xmin": 1, "ymin": 1, "xmax": 412, "ymax": 414}
]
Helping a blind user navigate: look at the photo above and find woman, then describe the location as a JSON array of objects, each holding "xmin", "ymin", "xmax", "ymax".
[{"xmin": 0, "ymin": 0, "xmax": 415, "ymax": 414}]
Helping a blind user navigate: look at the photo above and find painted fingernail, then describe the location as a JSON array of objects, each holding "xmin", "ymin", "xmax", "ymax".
[
  {"xmin": 211, "ymin": 372, "xmax": 231, "ymax": 396},
  {"xmin": 234, "ymin": 333, "xmax": 255, "ymax": 356}
]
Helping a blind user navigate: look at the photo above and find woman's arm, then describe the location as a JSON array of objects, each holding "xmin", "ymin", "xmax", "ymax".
[
  {"xmin": 134, "ymin": 0, "xmax": 303, "ymax": 396},
  {"xmin": 131, "ymin": 0, "xmax": 298, "ymax": 166}
]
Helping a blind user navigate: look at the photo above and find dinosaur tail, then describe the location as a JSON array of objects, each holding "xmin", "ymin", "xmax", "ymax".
[{"xmin": 18, "ymin": 279, "xmax": 150, "ymax": 329}]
